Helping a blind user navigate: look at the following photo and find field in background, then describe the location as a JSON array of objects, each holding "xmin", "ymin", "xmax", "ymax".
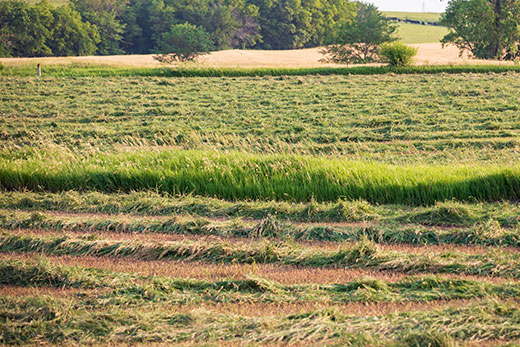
[
  {"xmin": 396, "ymin": 23, "xmax": 448, "ymax": 44},
  {"xmin": 382, "ymin": 11, "xmax": 442, "ymax": 22},
  {"xmin": 3, "ymin": 43, "xmax": 507, "ymax": 69}
]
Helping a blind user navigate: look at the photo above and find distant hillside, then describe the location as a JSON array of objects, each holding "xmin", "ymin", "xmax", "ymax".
[
  {"xmin": 396, "ymin": 23, "xmax": 448, "ymax": 44},
  {"xmin": 22, "ymin": 0, "xmax": 69, "ymax": 4},
  {"xmin": 382, "ymin": 11, "xmax": 442, "ymax": 23}
]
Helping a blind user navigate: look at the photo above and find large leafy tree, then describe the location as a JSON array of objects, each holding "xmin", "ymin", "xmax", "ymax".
[
  {"xmin": 442, "ymin": 0, "xmax": 520, "ymax": 60},
  {"xmin": 0, "ymin": 1, "xmax": 53, "ymax": 57},
  {"xmin": 71, "ymin": 0, "xmax": 128, "ymax": 55},
  {"xmin": 0, "ymin": 0, "xmax": 99, "ymax": 57},
  {"xmin": 154, "ymin": 22, "xmax": 214, "ymax": 62},
  {"xmin": 48, "ymin": 5, "xmax": 100, "ymax": 56},
  {"xmin": 122, "ymin": 0, "xmax": 260, "ymax": 53}
]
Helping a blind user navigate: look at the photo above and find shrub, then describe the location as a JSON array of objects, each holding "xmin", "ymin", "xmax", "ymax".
[
  {"xmin": 0, "ymin": 62, "xmax": 5, "ymax": 72},
  {"xmin": 379, "ymin": 42, "xmax": 418, "ymax": 67},
  {"xmin": 153, "ymin": 23, "xmax": 213, "ymax": 63}
]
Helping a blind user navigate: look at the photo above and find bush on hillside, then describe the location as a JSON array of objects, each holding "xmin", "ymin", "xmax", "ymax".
[{"xmin": 379, "ymin": 42, "xmax": 417, "ymax": 67}]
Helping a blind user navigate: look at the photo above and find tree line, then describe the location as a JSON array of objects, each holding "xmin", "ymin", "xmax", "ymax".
[
  {"xmin": 1, "ymin": 0, "xmax": 518, "ymax": 61},
  {"xmin": 0, "ymin": 0, "xmax": 357, "ymax": 57}
]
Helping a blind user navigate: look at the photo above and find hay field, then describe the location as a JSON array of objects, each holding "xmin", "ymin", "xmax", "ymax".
[
  {"xmin": 2, "ymin": 42, "xmax": 520, "ymax": 345},
  {"xmin": 0, "ymin": 43, "xmax": 512, "ymax": 69}
]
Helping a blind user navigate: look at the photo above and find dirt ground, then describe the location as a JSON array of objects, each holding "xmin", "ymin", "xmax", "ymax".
[{"xmin": 0, "ymin": 43, "xmax": 513, "ymax": 68}]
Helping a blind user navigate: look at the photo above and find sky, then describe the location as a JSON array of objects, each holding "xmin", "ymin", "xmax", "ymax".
[{"xmin": 367, "ymin": 0, "xmax": 447, "ymax": 13}]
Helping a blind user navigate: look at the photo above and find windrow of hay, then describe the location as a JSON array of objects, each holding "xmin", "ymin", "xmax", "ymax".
[
  {"xmin": 2, "ymin": 191, "xmax": 520, "ymax": 227},
  {"xmin": 1, "ymin": 294, "xmax": 519, "ymax": 345},
  {"xmin": 2, "ymin": 234, "xmax": 520, "ymax": 279},
  {"xmin": 2, "ymin": 208, "xmax": 519, "ymax": 248}
]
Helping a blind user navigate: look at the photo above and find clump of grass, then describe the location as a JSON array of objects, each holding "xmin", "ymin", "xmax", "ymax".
[
  {"xmin": 0, "ymin": 296, "xmax": 72, "ymax": 344},
  {"xmin": 403, "ymin": 201, "xmax": 474, "ymax": 226},
  {"xmin": 400, "ymin": 332, "xmax": 459, "ymax": 347},
  {"xmin": 250, "ymin": 215, "xmax": 284, "ymax": 238},
  {"xmin": 0, "ymin": 258, "xmax": 75, "ymax": 288},
  {"xmin": 329, "ymin": 238, "xmax": 379, "ymax": 265}
]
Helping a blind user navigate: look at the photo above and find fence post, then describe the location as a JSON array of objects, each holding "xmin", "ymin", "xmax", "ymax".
[{"xmin": 37, "ymin": 64, "xmax": 41, "ymax": 77}]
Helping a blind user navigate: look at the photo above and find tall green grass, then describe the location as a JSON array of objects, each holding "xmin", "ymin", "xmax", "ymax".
[
  {"xmin": 1, "ymin": 149, "xmax": 520, "ymax": 205},
  {"xmin": 2, "ymin": 64, "xmax": 520, "ymax": 77}
]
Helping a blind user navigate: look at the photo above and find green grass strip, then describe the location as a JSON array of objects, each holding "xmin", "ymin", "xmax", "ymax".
[
  {"xmin": 2, "ymin": 64, "xmax": 520, "ymax": 77},
  {"xmin": 2, "ymin": 149, "xmax": 520, "ymax": 205},
  {"xmin": 2, "ymin": 233, "xmax": 519, "ymax": 279}
]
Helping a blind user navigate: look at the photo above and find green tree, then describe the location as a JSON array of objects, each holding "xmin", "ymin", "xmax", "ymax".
[
  {"xmin": 0, "ymin": 1, "xmax": 53, "ymax": 57},
  {"xmin": 442, "ymin": 0, "xmax": 520, "ymax": 60},
  {"xmin": 49, "ymin": 5, "xmax": 100, "ymax": 56},
  {"xmin": 320, "ymin": 2, "xmax": 396, "ymax": 64},
  {"xmin": 71, "ymin": 0, "xmax": 128, "ymax": 55},
  {"xmin": 153, "ymin": 22, "xmax": 214, "ymax": 62},
  {"xmin": 248, "ymin": 0, "xmax": 312, "ymax": 49},
  {"xmin": 121, "ymin": 0, "xmax": 165, "ymax": 54}
]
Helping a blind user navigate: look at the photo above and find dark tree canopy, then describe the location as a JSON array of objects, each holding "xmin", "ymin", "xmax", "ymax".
[
  {"xmin": 154, "ymin": 22, "xmax": 214, "ymax": 62},
  {"xmin": 0, "ymin": 0, "xmax": 360, "ymax": 57},
  {"xmin": 0, "ymin": 0, "xmax": 99, "ymax": 57}
]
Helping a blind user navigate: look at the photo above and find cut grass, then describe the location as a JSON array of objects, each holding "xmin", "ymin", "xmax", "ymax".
[
  {"xmin": 2, "ymin": 233, "xmax": 520, "ymax": 279},
  {"xmin": 3, "ymin": 258, "xmax": 520, "ymax": 306},
  {"xmin": 1, "ymin": 294, "xmax": 518, "ymax": 344},
  {"xmin": 2, "ymin": 191, "xmax": 519, "ymax": 227},
  {"xmin": 3, "ymin": 73, "xmax": 520, "ymax": 164},
  {"xmin": 1, "ymin": 208, "xmax": 520, "ymax": 247},
  {"xmin": 2, "ymin": 148, "xmax": 520, "ymax": 204}
]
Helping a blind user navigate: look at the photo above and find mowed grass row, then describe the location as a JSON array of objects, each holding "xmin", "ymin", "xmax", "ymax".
[
  {"xmin": 2, "ymin": 233, "xmax": 520, "ymax": 279},
  {"xmin": 1, "ymin": 149, "xmax": 520, "ymax": 204},
  {"xmin": 2, "ymin": 256, "xmax": 520, "ymax": 344},
  {"xmin": 2, "ymin": 74, "xmax": 520, "ymax": 163},
  {"xmin": 3, "ymin": 257, "xmax": 520, "ymax": 307},
  {"xmin": 3, "ymin": 291, "xmax": 518, "ymax": 345},
  {"xmin": 2, "ymin": 190, "xmax": 520, "ymax": 227},
  {"xmin": 2, "ymin": 209, "xmax": 520, "ymax": 247}
]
